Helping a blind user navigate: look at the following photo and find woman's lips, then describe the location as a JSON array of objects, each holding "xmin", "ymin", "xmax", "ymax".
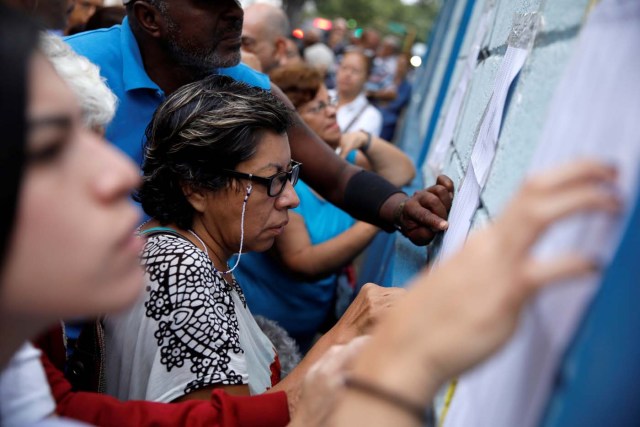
[
  {"xmin": 116, "ymin": 213, "xmax": 145, "ymax": 257},
  {"xmin": 268, "ymin": 221, "xmax": 289, "ymax": 235},
  {"xmin": 326, "ymin": 122, "xmax": 340, "ymax": 132},
  {"xmin": 120, "ymin": 233, "xmax": 145, "ymax": 256}
]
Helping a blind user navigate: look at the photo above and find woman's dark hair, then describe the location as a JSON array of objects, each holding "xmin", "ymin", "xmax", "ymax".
[
  {"xmin": 0, "ymin": 5, "xmax": 40, "ymax": 268},
  {"xmin": 136, "ymin": 75, "xmax": 293, "ymax": 229},
  {"xmin": 269, "ymin": 63, "xmax": 324, "ymax": 109}
]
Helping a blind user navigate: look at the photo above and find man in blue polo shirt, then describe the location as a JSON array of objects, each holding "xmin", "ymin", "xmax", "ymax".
[
  {"xmin": 66, "ymin": 0, "xmax": 454, "ymax": 246},
  {"xmin": 65, "ymin": 1, "xmax": 268, "ymax": 166}
]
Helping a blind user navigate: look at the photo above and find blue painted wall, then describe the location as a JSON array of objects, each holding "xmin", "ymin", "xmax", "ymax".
[
  {"xmin": 361, "ymin": 0, "xmax": 593, "ymax": 284},
  {"xmin": 359, "ymin": 0, "xmax": 640, "ymax": 425}
]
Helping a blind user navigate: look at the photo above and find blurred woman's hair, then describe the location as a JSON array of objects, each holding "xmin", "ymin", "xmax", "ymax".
[
  {"xmin": 0, "ymin": 5, "xmax": 39, "ymax": 268},
  {"xmin": 303, "ymin": 43, "xmax": 335, "ymax": 76},
  {"xmin": 137, "ymin": 75, "xmax": 293, "ymax": 229},
  {"xmin": 269, "ymin": 62, "xmax": 324, "ymax": 109},
  {"xmin": 40, "ymin": 34, "xmax": 118, "ymax": 131}
]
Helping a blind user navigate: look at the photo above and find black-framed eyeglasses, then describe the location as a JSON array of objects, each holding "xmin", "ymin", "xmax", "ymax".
[{"xmin": 221, "ymin": 160, "xmax": 302, "ymax": 197}]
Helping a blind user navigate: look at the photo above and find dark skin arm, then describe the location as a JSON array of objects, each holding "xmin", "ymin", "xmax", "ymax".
[
  {"xmin": 395, "ymin": 175, "xmax": 455, "ymax": 245},
  {"xmin": 271, "ymin": 84, "xmax": 355, "ymax": 207},
  {"xmin": 271, "ymin": 83, "xmax": 455, "ymax": 246},
  {"xmin": 128, "ymin": 2, "xmax": 453, "ymax": 244}
]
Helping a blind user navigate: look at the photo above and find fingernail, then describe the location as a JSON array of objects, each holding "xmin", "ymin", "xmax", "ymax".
[{"xmin": 440, "ymin": 220, "xmax": 448, "ymax": 229}]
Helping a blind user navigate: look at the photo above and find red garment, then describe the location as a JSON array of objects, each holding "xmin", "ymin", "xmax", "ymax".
[{"xmin": 40, "ymin": 348, "xmax": 290, "ymax": 427}]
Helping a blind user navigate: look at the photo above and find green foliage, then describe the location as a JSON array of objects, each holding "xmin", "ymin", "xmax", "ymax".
[{"xmin": 312, "ymin": 0, "xmax": 441, "ymax": 43}]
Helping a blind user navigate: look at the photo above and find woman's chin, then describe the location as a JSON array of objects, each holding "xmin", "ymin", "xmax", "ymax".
[
  {"xmin": 243, "ymin": 237, "xmax": 276, "ymax": 254},
  {"xmin": 325, "ymin": 130, "xmax": 342, "ymax": 143},
  {"xmin": 89, "ymin": 269, "xmax": 146, "ymax": 316}
]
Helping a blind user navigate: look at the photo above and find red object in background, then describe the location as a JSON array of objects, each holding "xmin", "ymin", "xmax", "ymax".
[
  {"xmin": 313, "ymin": 17, "xmax": 332, "ymax": 31},
  {"xmin": 292, "ymin": 28, "xmax": 304, "ymax": 39}
]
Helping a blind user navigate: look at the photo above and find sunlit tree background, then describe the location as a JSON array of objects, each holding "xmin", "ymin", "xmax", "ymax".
[{"xmin": 264, "ymin": 0, "xmax": 441, "ymax": 45}]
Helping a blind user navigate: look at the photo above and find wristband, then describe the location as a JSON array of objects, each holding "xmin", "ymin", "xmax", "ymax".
[
  {"xmin": 360, "ymin": 130, "xmax": 372, "ymax": 153},
  {"xmin": 343, "ymin": 170, "xmax": 404, "ymax": 231},
  {"xmin": 344, "ymin": 375, "xmax": 427, "ymax": 424}
]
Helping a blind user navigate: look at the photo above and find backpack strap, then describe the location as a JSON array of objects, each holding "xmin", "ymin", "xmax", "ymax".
[{"xmin": 343, "ymin": 102, "xmax": 371, "ymax": 133}]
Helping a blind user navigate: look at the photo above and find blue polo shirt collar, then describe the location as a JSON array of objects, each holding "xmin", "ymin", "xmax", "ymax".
[{"xmin": 120, "ymin": 17, "xmax": 163, "ymax": 94}]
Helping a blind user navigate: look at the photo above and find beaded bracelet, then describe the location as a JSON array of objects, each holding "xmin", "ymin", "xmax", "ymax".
[
  {"xmin": 343, "ymin": 375, "xmax": 427, "ymax": 424},
  {"xmin": 392, "ymin": 197, "xmax": 410, "ymax": 231}
]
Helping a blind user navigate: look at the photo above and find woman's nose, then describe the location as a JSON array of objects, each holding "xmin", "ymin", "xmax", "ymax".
[
  {"xmin": 88, "ymin": 130, "xmax": 140, "ymax": 202},
  {"xmin": 277, "ymin": 179, "xmax": 300, "ymax": 210}
]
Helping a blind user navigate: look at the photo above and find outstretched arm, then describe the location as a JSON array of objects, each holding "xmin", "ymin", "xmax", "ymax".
[
  {"xmin": 338, "ymin": 131, "xmax": 416, "ymax": 187},
  {"xmin": 329, "ymin": 160, "xmax": 620, "ymax": 426},
  {"xmin": 272, "ymin": 212, "xmax": 379, "ymax": 281},
  {"xmin": 42, "ymin": 352, "xmax": 290, "ymax": 427},
  {"xmin": 273, "ymin": 83, "xmax": 358, "ymax": 207},
  {"xmin": 272, "ymin": 82, "xmax": 453, "ymax": 245},
  {"xmin": 270, "ymin": 283, "xmax": 405, "ymax": 418}
]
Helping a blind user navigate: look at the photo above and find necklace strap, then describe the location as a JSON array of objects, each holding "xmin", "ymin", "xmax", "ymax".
[
  {"xmin": 189, "ymin": 183, "xmax": 252, "ymax": 275},
  {"xmin": 188, "ymin": 229, "xmax": 209, "ymax": 259},
  {"xmin": 188, "ymin": 229, "xmax": 235, "ymax": 274},
  {"xmin": 138, "ymin": 226, "xmax": 184, "ymax": 238}
]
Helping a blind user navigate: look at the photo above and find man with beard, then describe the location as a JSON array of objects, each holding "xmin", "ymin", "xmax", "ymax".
[{"xmin": 65, "ymin": 0, "xmax": 453, "ymax": 248}]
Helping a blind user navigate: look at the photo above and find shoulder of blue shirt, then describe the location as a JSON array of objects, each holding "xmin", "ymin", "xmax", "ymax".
[{"xmin": 64, "ymin": 18, "xmax": 270, "ymax": 92}]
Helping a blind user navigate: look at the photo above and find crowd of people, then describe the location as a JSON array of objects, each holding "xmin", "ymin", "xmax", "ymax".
[
  {"xmin": 240, "ymin": 3, "xmax": 412, "ymax": 142},
  {"xmin": 0, "ymin": 0, "xmax": 625, "ymax": 426}
]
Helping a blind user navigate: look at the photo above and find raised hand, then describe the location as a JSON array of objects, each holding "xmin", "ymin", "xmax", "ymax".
[{"xmin": 398, "ymin": 174, "xmax": 455, "ymax": 245}]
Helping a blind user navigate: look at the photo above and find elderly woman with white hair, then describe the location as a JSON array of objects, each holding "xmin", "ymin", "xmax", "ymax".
[
  {"xmin": 303, "ymin": 42, "xmax": 336, "ymax": 87},
  {"xmin": 0, "ymin": 34, "xmax": 123, "ymax": 427},
  {"xmin": 40, "ymin": 34, "xmax": 118, "ymax": 133}
]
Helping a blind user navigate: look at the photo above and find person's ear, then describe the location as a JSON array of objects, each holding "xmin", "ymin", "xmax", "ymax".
[
  {"xmin": 181, "ymin": 183, "xmax": 208, "ymax": 214},
  {"xmin": 274, "ymin": 36, "xmax": 288, "ymax": 63},
  {"xmin": 131, "ymin": 1, "xmax": 164, "ymax": 38}
]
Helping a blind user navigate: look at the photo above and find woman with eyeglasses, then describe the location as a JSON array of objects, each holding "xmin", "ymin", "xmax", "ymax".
[
  {"xmin": 104, "ymin": 75, "xmax": 400, "ymax": 409},
  {"xmin": 104, "ymin": 75, "xmax": 296, "ymax": 404},
  {"xmin": 271, "ymin": 63, "xmax": 415, "ymax": 187},
  {"xmin": 229, "ymin": 62, "xmax": 413, "ymax": 353}
]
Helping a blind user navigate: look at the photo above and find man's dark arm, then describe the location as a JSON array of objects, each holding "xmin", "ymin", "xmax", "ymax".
[
  {"xmin": 271, "ymin": 83, "xmax": 454, "ymax": 245},
  {"xmin": 270, "ymin": 84, "xmax": 362, "ymax": 206}
]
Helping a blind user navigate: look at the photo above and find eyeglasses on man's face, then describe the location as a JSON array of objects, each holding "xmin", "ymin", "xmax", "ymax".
[
  {"xmin": 304, "ymin": 97, "xmax": 338, "ymax": 115},
  {"xmin": 221, "ymin": 160, "xmax": 302, "ymax": 197}
]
